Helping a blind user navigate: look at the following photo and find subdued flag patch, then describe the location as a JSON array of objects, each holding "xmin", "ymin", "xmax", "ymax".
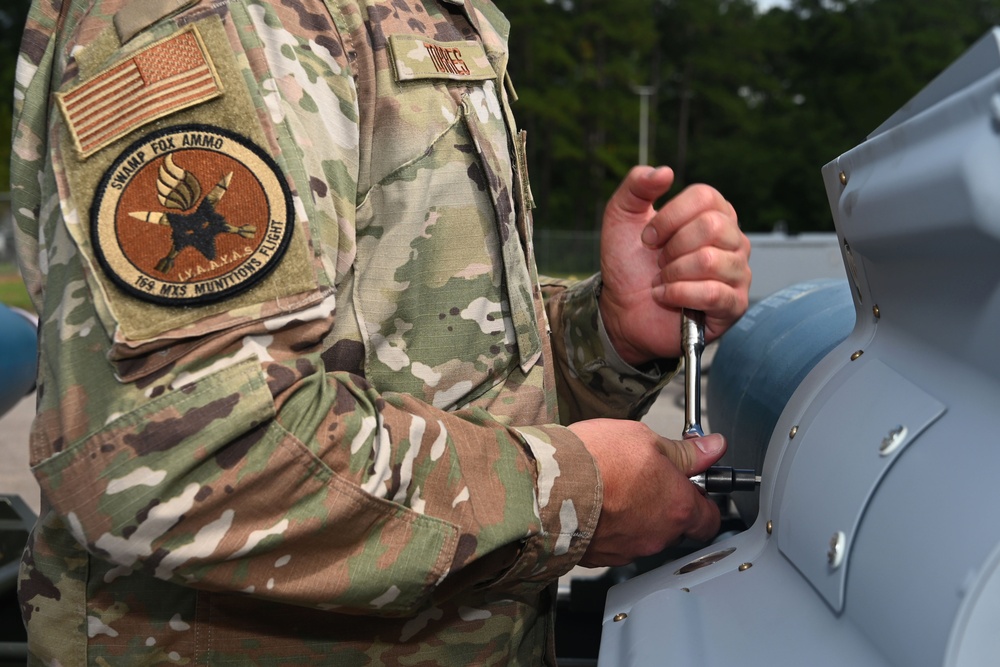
[{"xmin": 57, "ymin": 26, "xmax": 223, "ymax": 159}]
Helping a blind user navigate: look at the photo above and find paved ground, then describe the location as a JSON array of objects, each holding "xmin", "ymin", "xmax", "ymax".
[
  {"xmin": 0, "ymin": 392, "xmax": 39, "ymax": 516},
  {"xmin": 0, "ymin": 345, "xmax": 715, "ymax": 520}
]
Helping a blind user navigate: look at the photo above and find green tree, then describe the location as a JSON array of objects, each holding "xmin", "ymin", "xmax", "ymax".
[
  {"xmin": 1, "ymin": 0, "xmax": 32, "ymax": 192},
  {"xmin": 649, "ymin": 0, "xmax": 1000, "ymax": 233},
  {"xmin": 505, "ymin": 0, "xmax": 659, "ymax": 230}
]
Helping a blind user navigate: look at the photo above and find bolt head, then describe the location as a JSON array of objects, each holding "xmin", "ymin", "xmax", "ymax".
[
  {"xmin": 879, "ymin": 425, "xmax": 908, "ymax": 456},
  {"xmin": 828, "ymin": 532, "xmax": 846, "ymax": 569}
]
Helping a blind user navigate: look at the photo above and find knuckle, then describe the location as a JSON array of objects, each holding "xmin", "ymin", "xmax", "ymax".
[
  {"xmin": 667, "ymin": 484, "xmax": 698, "ymax": 522},
  {"xmin": 696, "ymin": 246, "xmax": 721, "ymax": 275},
  {"xmin": 701, "ymin": 280, "xmax": 725, "ymax": 309},
  {"xmin": 700, "ymin": 210, "xmax": 728, "ymax": 240},
  {"xmin": 687, "ymin": 183, "xmax": 717, "ymax": 209},
  {"xmin": 638, "ymin": 533, "xmax": 672, "ymax": 558}
]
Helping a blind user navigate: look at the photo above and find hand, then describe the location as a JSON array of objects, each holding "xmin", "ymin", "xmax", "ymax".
[
  {"xmin": 569, "ymin": 419, "xmax": 726, "ymax": 567},
  {"xmin": 599, "ymin": 166, "xmax": 751, "ymax": 366}
]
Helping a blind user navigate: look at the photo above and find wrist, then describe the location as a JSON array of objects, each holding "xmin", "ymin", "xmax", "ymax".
[{"xmin": 597, "ymin": 283, "xmax": 650, "ymax": 367}]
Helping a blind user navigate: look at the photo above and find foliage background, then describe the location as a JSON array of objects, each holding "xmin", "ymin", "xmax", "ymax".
[
  {"xmin": 504, "ymin": 0, "xmax": 1000, "ymax": 233},
  {"xmin": 2, "ymin": 0, "xmax": 1000, "ymax": 235}
]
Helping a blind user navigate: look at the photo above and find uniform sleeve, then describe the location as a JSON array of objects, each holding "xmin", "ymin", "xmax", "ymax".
[
  {"xmin": 542, "ymin": 273, "xmax": 680, "ymax": 425},
  {"xmin": 26, "ymin": 345, "xmax": 600, "ymax": 616},
  {"xmin": 13, "ymin": 0, "xmax": 601, "ymax": 618}
]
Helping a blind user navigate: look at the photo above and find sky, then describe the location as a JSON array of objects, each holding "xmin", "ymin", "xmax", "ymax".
[{"xmin": 755, "ymin": 0, "xmax": 792, "ymax": 10}]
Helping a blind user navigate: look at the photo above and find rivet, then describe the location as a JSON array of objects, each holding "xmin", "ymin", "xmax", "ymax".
[
  {"xmin": 839, "ymin": 171, "xmax": 848, "ymax": 185},
  {"xmin": 613, "ymin": 613, "xmax": 628, "ymax": 622},
  {"xmin": 873, "ymin": 304, "xmax": 881, "ymax": 319},
  {"xmin": 851, "ymin": 350, "xmax": 864, "ymax": 361},
  {"xmin": 789, "ymin": 425, "xmax": 798, "ymax": 439},
  {"xmin": 828, "ymin": 532, "xmax": 846, "ymax": 569},
  {"xmin": 738, "ymin": 562, "xmax": 753, "ymax": 572},
  {"xmin": 766, "ymin": 520, "xmax": 773, "ymax": 535}
]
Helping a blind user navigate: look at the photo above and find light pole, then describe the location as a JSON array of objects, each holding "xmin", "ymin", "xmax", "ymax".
[{"xmin": 631, "ymin": 84, "xmax": 657, "ymax": 166}]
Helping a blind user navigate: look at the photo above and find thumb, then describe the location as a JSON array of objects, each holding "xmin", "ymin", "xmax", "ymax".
[
  {"xmin": 655, "ymin": 433, "xmax": 727, "ymax": 476},
  {"xmin": 608, "ymin": 166, "xmax": 675, "ymax": 217}
]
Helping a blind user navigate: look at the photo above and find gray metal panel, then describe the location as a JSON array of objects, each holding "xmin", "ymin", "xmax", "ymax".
[
  {"xmin": 777, "ymin": 358, "xmax": 945, "ymax": 612},
  {"xmin": 946, "ymin": 542, "xmax": 1000, "ymax": 667},
  {"xmin": 599, "ymin": 533, "xmax": 890, "ymax": 667}
]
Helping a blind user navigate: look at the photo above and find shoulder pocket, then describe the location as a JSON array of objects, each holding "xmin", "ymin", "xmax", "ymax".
[{"xmin": 52, "ymin": 14, "xmax": 323, "ymax": 348}]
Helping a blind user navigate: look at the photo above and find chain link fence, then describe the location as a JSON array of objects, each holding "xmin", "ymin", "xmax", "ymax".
[
  {"xmin": 0, "ymin": 193, "xmax": 13, "ymax": 265},
  {"xmin": 532, "ymin": 228, "xmax": 600, "ymax": 278}
]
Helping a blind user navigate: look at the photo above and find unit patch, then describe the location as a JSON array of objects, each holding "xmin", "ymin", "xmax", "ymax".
[{"xmin": 91, "ymin": 125, "xmax": 294, "ymax": 306}]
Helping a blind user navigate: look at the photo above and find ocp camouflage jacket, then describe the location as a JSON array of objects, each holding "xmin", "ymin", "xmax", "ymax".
[{"xmin": 12, "ymin": 0, "xmax": 671, "ymax": 664}]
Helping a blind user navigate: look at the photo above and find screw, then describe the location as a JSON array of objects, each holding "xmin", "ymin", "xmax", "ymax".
[
  {"xmin": 766, "ymin": 520, "xmax": 773, "ymax": 535},
  {"xmin": 789, "ymin": 425, "xmax": 798, "ymax": 439},
  {"xmin": 873, "ymin": 305, "xmax": 881, "ymax": 319},
  {"xmin": 613, "ymin": 613, "xmax": 628, "ymax": 622},
  {"xmin": 839, "ymin": 171, "xmax": 848, "ymax": 185},
  {"xmin": 879, "ymin": 425, "xmax": 907, "ymax": 456},
  {"xmin": 828, "ymin": 532, "xmax": 846, "ymax": 569},
  {"xmin": 738, "ymin": 562, "xmax": 753, "ymax": 572},
  {"xmin": 851, "ymin": 350, "xmax": 864, "ymax": 361}
]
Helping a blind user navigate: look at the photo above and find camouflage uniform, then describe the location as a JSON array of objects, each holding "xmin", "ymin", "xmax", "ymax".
[{"xmin": 11, "ymin": 0, "xmax": 672, "ymax": 663}]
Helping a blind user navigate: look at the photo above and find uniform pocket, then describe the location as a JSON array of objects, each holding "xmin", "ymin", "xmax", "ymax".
[
  {"xmin": 50, "ymin": 13, "xmax": 324, "ymax": 366},
  {"xmin": 354, "ymin": 107, "xmax": 519, "ymax": 411},
  {"xmin": 33, "ymin": 358, "xmax": 458, "ymax": 615}
]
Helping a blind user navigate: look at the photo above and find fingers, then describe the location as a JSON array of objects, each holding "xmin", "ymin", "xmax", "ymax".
[
  {"xmin": 655, "ymin": 242, "xmax": 750, "ymax": 288},
  {"xmin": 573, "ymin": 420, "xmax": 727, "ymax": 566},
  {"xmin": 641, "ymin": 183, "xmax": 749, "ymax": 287},
  {"xmin": 641, "ymin": 183, "xmax": 737, "ymax": 249},
  {"xmin": 655, "ymin": 433, "xmax": 727, "ymax": 476},
  {"xmin": 682, "ymin": 491, "xmax": 723, "ymax": 543},
  {"xmin": 652, "ymin": 205, "xmax": 747, "ymax": 264},
  {"xmin": 609, "ymin": 166, "xmax": 676, "ymax": 217},
  {"xmin": 654, "ymin": 278, "xmax": 747, "ymax": 322},
  {"xmin": 636, "ymin": 183, "xmax": 750, "ymax": 329},
  {"xmin": 655, "ymin": 435, "xmax": 726, "ymax": 544}
]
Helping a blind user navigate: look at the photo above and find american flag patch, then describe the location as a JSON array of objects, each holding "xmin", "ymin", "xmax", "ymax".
[{"xmin": 57, "ymin": 26, "xmax": 223, "ymax": 159}]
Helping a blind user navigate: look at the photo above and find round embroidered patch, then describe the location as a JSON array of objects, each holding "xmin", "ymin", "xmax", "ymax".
[{"xmin": 91, "ymin": 124, "xmax": 294, "ymax": 306}]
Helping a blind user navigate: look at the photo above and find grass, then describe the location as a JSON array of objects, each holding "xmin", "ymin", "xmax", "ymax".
[{"xmin": 0, "ymin": 264, "xmax": 33, "ymax": 313}]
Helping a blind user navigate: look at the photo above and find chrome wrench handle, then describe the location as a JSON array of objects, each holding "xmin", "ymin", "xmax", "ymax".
[{"xmin": 681, "ymin": 309, "xmax": 706, "ymax": 439}]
